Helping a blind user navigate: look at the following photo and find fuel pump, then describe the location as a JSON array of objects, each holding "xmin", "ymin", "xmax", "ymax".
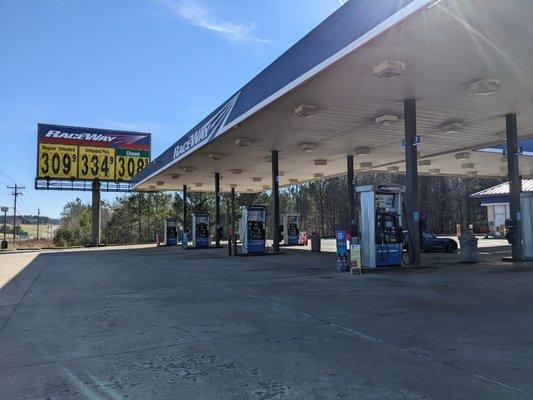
[
  {"xmin": 192, "ymin": 213, "xmax": 210, "ymax": 248},
  {"xmin": 356, "ymin": 185, "xmax": 405, "ymax": 269},
  {"xmin": 164, "ymin": 218, "xmax": 179, "ymax": 246},
  {"xmin": 282, "ymin": 214, "xmax": 300, "ymax": 246},
  {"xmin": 240, "ymin": 206, "xmax": 266, "ymax": 254}
]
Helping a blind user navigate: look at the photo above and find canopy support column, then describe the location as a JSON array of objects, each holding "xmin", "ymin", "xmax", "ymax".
[
  {"xmin": 231, "ymin": 187, "xmax": 237, "ymax": 256},
  {"xmin": 347, "ymin": 155, "xmax": 356, "ymax": 237},
  {"xmin": 404, "ymin": 99, "xmax": 421, "ymax": 266},
  {"xmin": 506, "ymin": 113, "xmax": 523, "ymax": 262},
  {"xmin": 272, "ymin": 150, "xmax": 280, "ymax": 253},
  {"xmin": 215, "ymin": 173, "xmax": 221, "ymax": 248},
  {"xmin": 182, "ymin": 184, "xmax": 188, "ymax": 240}
]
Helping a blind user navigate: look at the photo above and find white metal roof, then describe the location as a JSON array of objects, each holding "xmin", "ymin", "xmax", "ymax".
[
  {"xmin": 471, "ymin": 179, "xmax": 533, "ymax": 198},
  {"xmin": 134, "ymin": 0, "xmax": 533, "ymax": 193}
]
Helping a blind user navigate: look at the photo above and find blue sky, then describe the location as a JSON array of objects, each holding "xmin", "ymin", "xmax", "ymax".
[{"xmin": 0, "ymin": 0, "xmax": 341, "ymax": 218}]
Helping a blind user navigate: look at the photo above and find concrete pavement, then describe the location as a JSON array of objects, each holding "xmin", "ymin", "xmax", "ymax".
[{"xmin": 0, "ymin": 244, "xmax": 531, "ymax": 399}]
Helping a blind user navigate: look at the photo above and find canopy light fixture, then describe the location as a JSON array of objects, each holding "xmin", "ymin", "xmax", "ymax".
[
  {"xmin": 148, "ymin": 185, "xmax": 156, "ymax": 190},
  {"xmin": 466, "ymin": 171, "xmax": 478, "ymax": 177},
  {"xmin": 229, "ymin": 184, "xmax": 238, "ymax": 189},
  {"xmin": 470, "ymin": 78, "xmax": 502, "ymax": 96},
  {"xmin": 212, "ymin": 174, "xmax": 223, "ymax": 180},
  {"xmin": 294, "ymin": 104, "xmax": 318, "ymax": 118},
  {"xmin": 235, "ymin": 138, "xmax": 253, "ymax": 147},
  {"xmin": 373, "ymin": 60, "xmax": 405, "ymax": 78},
  {"xmin": 354, "ymin": 146, "xmax": 371, "ymax": 155},
  {"xmin": 418, "ymin": 160, "xmax": 431, "ymax": 166},
  {"xmin": 314, "ymin": 159, "xmax": 328, "ymax": 166},
  {"xmin": 429, "ymin": 168, "xmax": 441, "ymax": 175},
  {"xmin": 278, "ymin": 171, "xmax": 285, "ymax": 176},
  {"xmin": 209, "ymin": 153, "xmax": 224, "ymax": 161},
  {"xmin": 262, "ymin": 185, "xmax": 270, "ymax": 190},
  {"xmin": 264, "ymin": 156, "xmax": 272, "ymax": 163},
  {"xmin": 313, "ymin": 173, "xmax": 324, "ymax": 178},
  {"xmin": 455, "ymin": 152, "xmax": 470, "ymax": 160},
  {"xmin": 440, "ymin": 121, "xmax": 464, "ymax": 134},
  {"xmin": 289, "ymin": 178, "xmax": 299, "ymax": 184},
  {"xmin": 252, "ymin": 177, "xmax": 262, "ymax": 182},
  {"xmin": 374, "ymin": 114, "xmax": 399, "ymax": 126},
  {"xmin": 387, "ymin": 166, "xmax": 400, "ymax": 172},
  {"xmin": 300, "ymin": 143, "xmax": 317, "ymax": 152},
  {"xmin": 461, "ymin": 163, "xmax": 475, "ymax": 169},
  {"xmin": 171, "ymin": 174, "xmax": 180, "ymax": 179},
  {"xmin": 194, "ymin": 182, "xmax": 203, "ymax": 187},
  {"xmin": 230, "ymin": 169, "xmax": 243, "ymax": 175},
  {"xmin": 156, "ymin": 181, "xmax": 165, "ymax": 186},
  {"xmin": 246, "ymin": 189, "xmax": 254, "ymax": 193},
  {"xmin": 360, "ymin": 162, "xmax": 373, "ymax": 169},
  {"xmin": 500, "ymin": 157, "xmax": 507, "ymax": 164},
  {"xmin": 183, "ymin": 166, "xmax": 196, "ymax": 173}
]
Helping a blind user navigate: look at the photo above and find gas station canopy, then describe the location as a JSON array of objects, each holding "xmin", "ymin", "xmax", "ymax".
[{"xmin": 132, "ymin": 0, "xmax": 533, "ymax": 193}]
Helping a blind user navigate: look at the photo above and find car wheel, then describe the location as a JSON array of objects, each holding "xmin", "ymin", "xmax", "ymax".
[{"xmin": 444, "ymin": 241, "xmax": 456, "ymax": 253}]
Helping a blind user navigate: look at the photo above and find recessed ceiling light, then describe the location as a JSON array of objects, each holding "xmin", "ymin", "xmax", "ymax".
[
  {"xmin": 354, "ymin": 147, "xmax": 371, "ymax": 155},
  {"xmin": 230, "ymin": 169, "xmax": 243, "ymax": 175},
  {"xmin": 264, "ymin": 156, "xmax": 272, "ymax": 163},
  {"xmin": 373, "ymin": 60, "xmax": 406, "ymax": 78},
  {"xmin": 171, "ymin": 174, "xmax": 180, "ymax": 179},
  {"xmin": 148, "ymin": 185, "xmax": 156, "ymax": 190},
  {"xmin": 418, "ymin": 160, "xmax": 431, "ymax": 166},
  {"xmin": 387, "ymin": 166, "xmax": 400, "ymax": 172},
  {"xmin": 194, "ymin": 182, "xmax": 203, "ymax": 187},
  {"xmin": 229, "ymin": 184, "xmax": 238, "ymax": 188},
  {"xmin": 262, "ymin": 185, "xmax": 270, "ymax": 190},
  {"xmin": 246, "ymin": 189, "xmax": 254, "ymax": 193},
  {"xmin": 360, "ymin": 162, "xmax": 373, "ymax": 168},
  {"xmin": 278, "ymin": 171, "xmax": 285, "ymax": 176},
  {"xmin": 500, "ymin": 157, "xmax": 507, "ymax": 163},
  {"xmin": 289, "ymin": 178, "xmax": 299, "ymax": 184},
  {"xmin": 455, "ymin": 152, "xmax": 470, "ymax": 160},
  {"xmin": 374, "ymin": 114, "xmax": 399, "ymax": 126},
  {"xmin": 300, "ymin": 143, "xmax": 317, "ymax": 152},
  {"xmin": 313, "ymin": 173, "xmax": 324, "ymax": 178},
  {"xmin": 209, "ymin": 153, "xmax": 224, "ymax": 161},
  {"xmin": 235, "ymin": 138, "xmax": 253, "ymax": 147},
  {"xmin": 429, "ymin": 168, "xmax": 441, "ymax": 174},
  {"xmin": 440, "ymin": 121, "xmax": 464, "ymax": 134},
  {"xmin": 461, "ymin": 163, "xmax": 475, "ymax": 169},
  {"xmin": 183, "ymin": 166, "xmax": 195, "ymax": 173},
  {"xmin": 156, "ymin": 181, "xmax": 165, "ymax": 186},
  {"xmin": 294, "ymin": 104, "xmax": 318, "ymax": 118},
  {"xmin": 314, "ymin": 159, "xmax": 327, "ymax": 166},
  {"xmin": 470, "ymin": 78, "xmax": 502, "ymax": 96},
  {"xmin": 466, "ymin": 171, "xmax": 478, "ymax": 177},
  {"xmin": 252, "ymin": 177, "xmax": 262, "ymax": 182}
]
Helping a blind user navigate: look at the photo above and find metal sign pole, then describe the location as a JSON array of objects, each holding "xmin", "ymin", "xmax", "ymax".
[{"xmin": 91, "ymin": 180, "xmax": 101, "ymax": 247}]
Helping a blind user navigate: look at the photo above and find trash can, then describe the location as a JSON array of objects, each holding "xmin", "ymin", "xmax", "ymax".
[
  {"xmin": 459, "ymin": 229, "xmax": 478, "ymax": 263},
  {"xmin": 311, "ymin": 232, "xmax": 321, "ymax": 252}
]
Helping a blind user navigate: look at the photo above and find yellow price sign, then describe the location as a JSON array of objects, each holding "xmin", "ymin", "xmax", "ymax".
[
  {"xmin": 115, "ymin": 149, "xmax": 150, "ymax": 181},
  {"xmin": 38, "ymin": 144, "xmax": 78, "ymax": 180},
  {"xmin": 78, "ymin": 146, "xmax": 116, "ymax": 181}
]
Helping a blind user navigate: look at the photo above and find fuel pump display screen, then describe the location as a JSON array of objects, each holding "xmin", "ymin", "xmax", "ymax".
[
  {"xmin": 376, "ymin": 194, "xmax": 394, "ymax": 209},
  {"xmin": 248, "ymin": 211, "xmax": 263, "ymax": 221}
]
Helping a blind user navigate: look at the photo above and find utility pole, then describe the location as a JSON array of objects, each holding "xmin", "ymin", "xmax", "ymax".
[
  {"xmin": 7, "ymin": 184, "xmax": 24, "ymax": 244},
  {"xmin": 37, "ymin": 208, "xmax": 41, "ymax": 243},
  {"xmin": 1, "ymin": 206, "xmax": 8, "ymax": 249}
]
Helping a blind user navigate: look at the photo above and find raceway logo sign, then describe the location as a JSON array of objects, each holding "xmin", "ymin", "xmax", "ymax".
[
  {"xmin": 45, "ymin": 130, "xmax": 117, "ymax": 143},
  {"xmin": 173, "ymin": 92, "xmax": 240, "ymax": 160}
]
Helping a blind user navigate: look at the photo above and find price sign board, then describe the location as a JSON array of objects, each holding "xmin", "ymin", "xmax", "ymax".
[{"xmin": 37, "ymin": 124, "xmax": 151, "ymax": 182}]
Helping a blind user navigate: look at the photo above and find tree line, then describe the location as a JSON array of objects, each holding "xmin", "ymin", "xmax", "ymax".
[{"xmin": 53, "ymin": 173, "xmax": 501, "ymax": 246}]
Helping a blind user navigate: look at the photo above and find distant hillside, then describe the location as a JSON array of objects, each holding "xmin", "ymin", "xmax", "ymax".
[{"xmin": 0, "ymin": 215, "xmax": 60, "ymax": 225}]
